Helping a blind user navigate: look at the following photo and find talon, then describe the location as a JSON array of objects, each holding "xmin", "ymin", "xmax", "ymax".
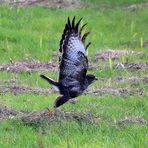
[{"xmin": 47, "ymin": 108, "xmax": 55, "ymax": 116}]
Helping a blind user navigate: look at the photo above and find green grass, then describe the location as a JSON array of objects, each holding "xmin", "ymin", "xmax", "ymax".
[
  {"xmin": 0, "ymin": 4, "xmax": 148, "ymax": 63},
  {"xmin": 0, "ymin": 1, "xmax": 148, "ymax": 147},
  {"xmin": 0, "ymin": 120, "xmax": 147, "ymax": 147}
]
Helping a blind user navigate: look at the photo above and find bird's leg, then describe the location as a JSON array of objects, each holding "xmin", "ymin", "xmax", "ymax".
[
  {"xmin": 68, "ymin": 98, "xmax": 77, "ymax": 104},
  {"xmin": 67, "ymin": 91, "xmax": 77, "ymax": 104}
]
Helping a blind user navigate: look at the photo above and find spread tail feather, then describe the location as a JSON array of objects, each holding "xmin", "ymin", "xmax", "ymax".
[{"xmin": 40, "ymin": 74, "xmax": 59, "ymax": 88}]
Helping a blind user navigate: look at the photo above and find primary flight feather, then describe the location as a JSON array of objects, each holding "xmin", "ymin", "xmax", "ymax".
[{"xmin": 40, "ymin": 17, "xmax": 97, "ymax": 108}]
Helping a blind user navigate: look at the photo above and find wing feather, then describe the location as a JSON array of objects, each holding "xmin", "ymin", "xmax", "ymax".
[
  {"xmin": 58, "ymin": 17, "xmax": 90, "ymax": 87},
  {"xmin": 79, "ymin": 23, "xmax": 87, "ymax": 37}
]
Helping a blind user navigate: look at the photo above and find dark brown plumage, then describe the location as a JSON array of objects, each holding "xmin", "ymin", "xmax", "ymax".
[{"xmin": 40, "ymin": 17, "xmax": 97, "ymax": 108}]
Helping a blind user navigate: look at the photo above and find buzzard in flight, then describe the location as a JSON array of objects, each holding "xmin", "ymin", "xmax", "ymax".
[{"xmin": 40, "ymin": 17, "xmax": 97, "ymax": 108}]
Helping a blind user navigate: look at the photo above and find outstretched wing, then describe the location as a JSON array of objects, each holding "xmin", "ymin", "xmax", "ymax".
[{"xmin": 58, "ymin": 17, "xmax": 91, "ymax": 87}]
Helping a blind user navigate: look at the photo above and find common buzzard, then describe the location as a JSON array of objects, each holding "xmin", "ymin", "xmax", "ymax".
[{"xmin": 40, "ymin": 17, "xmax": 97, "ymax": 108}]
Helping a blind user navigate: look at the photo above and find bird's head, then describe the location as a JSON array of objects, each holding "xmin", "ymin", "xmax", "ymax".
[{"xmin": 86, "ymin": 74, "xmax": 98, "ymax": 86}]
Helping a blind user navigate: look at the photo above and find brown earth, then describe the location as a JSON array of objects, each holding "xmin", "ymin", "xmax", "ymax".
[
  {"xmin": 0, "ymin": 105, "xmax": 99, "ymax": 125},
  {"xmin": 0, "ymin": 60, "xmax": 147, "ymax": 73},
  {"xmin": 117, "ymin": 116, "xmax": 148, "ymax": 126},
  {"xmin": 0, "ymin": 84, "xmax": 146, "ymax": 96},
  {"xmin": 0, "ymin": 50, "xmax": 147, "ymax": 73},
  {"xmin": 0, "ymin": 60, "xmax": 57, "ymax": 73},
  {"xmin": 95, "ymin": 49, "xmax": 146, "ymax": 61},
  {"xmin": 2, "ymin": 0, "xmax": 148, "ymax": 10},
  {"xmin": 0, "ymin": 84, "xmax": 52, "ymax": 95},
  {"xmin": 111, "ymin": 76, "xmax": 148, "ymax": 83},
  {"xmin": 8, "ymin": 0, "xmax": 81, "ymax": 8},
  {"xmin": 1, "ymin": 105, "xmax": 147, "ymax": 126},
  {"xmin": 89, "ymin": 61, "xmax": 148, "ymax": 71},
  {"xmin": 85, "ymin": 87, "xmax": 145, "ymax": 96}
]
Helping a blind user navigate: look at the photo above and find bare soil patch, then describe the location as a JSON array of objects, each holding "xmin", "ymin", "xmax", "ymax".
[
  {"xmin": 1, "ymin": 105, "xmax": 147, "ymax": 126},
  {"xmin": 95, "ymin": 49, "xmax": 145, "ymax": 61},
  {"xmin": 8, "ymin": 0, "xmax": 80, "ymax": 8},
  {"xmin": 0, "ymin": 105, "xmax": 27, "ymax": 120},
  {"xmin": 86, "ymin": 87, "xmax": 145, "ymax": 96},
  {"xmin": 2, "ymin": 0, "xmax": 148, "ymax": 10},
  {"xmin": 0, "ymin": 105, "xmax": 99, "ymax": 125},
  {"xmin": 117, "ymin": 116, "xmax": 148, "ymax": 126},
  {"xmin": 0, "ymin": 84, "xmax": 145, "ymax": 96},
  {"xmin": 111, "ymin": 76, "xmax": 148, "ymax": 83},
  {"xmin": 122, "ymin": 2, "xmax": 148, "ymax": 11},
  {"xmin": 89, "ymin": 61, "xmax": 148, "ymax": 71},
  {"xmin": 0, "ymin": 60, "xmax": 57, "ymax": 73},
  {"xmin": 0, "ymin": 49, "xmax": 147, "ymax": 73},
  {"xmin": 0, "ymin": 84, "xmax": 51, "ymax": 95},
  {"xmin": 114, "ymin": 62, "xmax": 148, "ymax": 70},
  {"xmin": 87, "ymin": 2, "xmax": 148, "ymax": 11}
]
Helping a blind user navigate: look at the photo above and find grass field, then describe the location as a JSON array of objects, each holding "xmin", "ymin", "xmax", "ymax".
[{"xmin": 0, "ymin": 0, "xmax": 148, "ymax": 147}]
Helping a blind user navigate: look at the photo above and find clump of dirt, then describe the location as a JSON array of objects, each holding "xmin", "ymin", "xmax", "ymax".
[
  {"xmin": 117, "ymin": 116, "xmax": 148, "ymax": 126},
  {"xmin": 0, "ymin": 60, "xmax": 57, "ymax": 73},
  {"xmin": 0, "ymin": 105, "xmax": 99, "ymax": 125},
  {"xmin": 9, "ymin": 0, "xmax": 81, "ymax": 8}
]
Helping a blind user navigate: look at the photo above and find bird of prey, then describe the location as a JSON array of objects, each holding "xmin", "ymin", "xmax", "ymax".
[{"xmin": 40, "ymin": 16, "xmax": 97, "ymax": 108}]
